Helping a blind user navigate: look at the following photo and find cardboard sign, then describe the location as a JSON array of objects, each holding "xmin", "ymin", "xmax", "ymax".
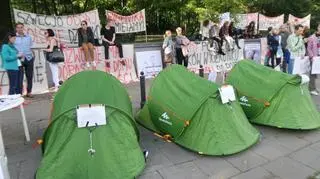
[{"xmin": 135, "ymin": 50, "xmax": 163, "ymax": 78}]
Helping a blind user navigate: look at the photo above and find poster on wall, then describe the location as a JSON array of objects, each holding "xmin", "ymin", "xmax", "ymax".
[
  {"xmin": 135, "ymin": 50, "xmax": 163, "ymax": 78},
  {"xmin": 13, "ymin": 9, "xmax": 101, "ymax": 48},
  {"xmin": 244, "ymin": 39, "xmax": 261, "ymax": 64}
]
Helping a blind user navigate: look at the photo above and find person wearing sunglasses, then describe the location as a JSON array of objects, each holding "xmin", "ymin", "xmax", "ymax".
[{"xmin": 77, "ymin": 20, "xmax": 95, "ymax": 68}]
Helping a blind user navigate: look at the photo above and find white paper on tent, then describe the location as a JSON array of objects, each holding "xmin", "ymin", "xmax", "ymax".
[
  {"xmin": 311, "ymin": 57, "xmax": 320, "ymax": 74},
  {"xmin": 292, "ymin": 56, "xmax": 310, "ymax": 75},
  {"xmin": 76, "ymin": 104, "xmax": 106, "ymax": 128},
  {"xmin": 219, "ymin": 85, "xmax": 236, "ymax": 104}
]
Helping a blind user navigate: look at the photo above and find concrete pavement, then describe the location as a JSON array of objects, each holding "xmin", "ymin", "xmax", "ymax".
[{"xmin": 1, "ymin": 79, "xmax": 320, "ymax": 179}]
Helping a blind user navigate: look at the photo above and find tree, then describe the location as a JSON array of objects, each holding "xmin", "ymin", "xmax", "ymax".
[{"xmin": 0, "ymin": 0, "xmax": 13, "ymax": 40}]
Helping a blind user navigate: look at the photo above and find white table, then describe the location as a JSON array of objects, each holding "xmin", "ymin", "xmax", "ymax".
[{"xmin": 0, "ymin": 95, "xmax": 31, "ymax": 179}]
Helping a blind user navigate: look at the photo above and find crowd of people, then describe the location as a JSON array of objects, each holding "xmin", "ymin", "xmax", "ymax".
[
  {"xmin": 264, "ymin": 22, "xmax": 319, "ymax": 95},
  {"xmin": 1, "ymin": 18, "xmax": 319, "ymax": 97},
  {"xmin": 0, "ymin": 20, "xmax": 123, "ymax": 96}
]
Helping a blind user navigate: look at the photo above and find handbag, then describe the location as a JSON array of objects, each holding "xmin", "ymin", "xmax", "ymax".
[
  {"xmin": 164, "ymin": 46, "xmax": 172, "ymax": 54},
  {"xmin": 46, "ymin": 46, "xmax": 64, "ymax": 63}
]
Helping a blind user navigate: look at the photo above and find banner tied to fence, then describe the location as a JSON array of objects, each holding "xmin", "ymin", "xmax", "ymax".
[
  {"xmin": 288, "ymin": 14, "xmax": 311, "ymax": 27},
  {"xmin": 105, "ymin": 9, "xmax": 146, "ymax": 34},
  {"xmin": 258, "ymin": 14, "xmax": 284, "ymax": 30},
  {"xmin": 13, "ymin": 9, "xmax": 101, "ymax": 48}
]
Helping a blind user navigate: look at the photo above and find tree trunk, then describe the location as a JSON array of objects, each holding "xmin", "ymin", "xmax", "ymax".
[
  {"xmin": 51, "ymin": 0, "xmax": 58, "ymax": 15},
  {"xmin": 32, "ymin": 0, "xmax": 37, "ymax": 13},
  {"xmin": 0, "ymin": 0, "xmax": 12, "ymax": 40}
]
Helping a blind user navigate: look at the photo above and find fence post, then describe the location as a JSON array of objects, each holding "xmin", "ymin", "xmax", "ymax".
[
  {"xmin": 140, "ymin": 72, "xmax": 146, "ymax": 109},
  {"xmin": 199, "ymin": 65, "xmax": 204, "ymax": 78}
]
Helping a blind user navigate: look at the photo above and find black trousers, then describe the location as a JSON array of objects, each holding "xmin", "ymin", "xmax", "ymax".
[
  {"xmin": 176, "ymin": 48, "xmax": 188, "ymax": 67},
  {"xmin": 21, "ymin": 58, "xmax": 34, "ymax": 94},
  {"xmin": 103, "ymin": 42, "xmax": 123, "ymax": 59},
  {"xmin": 270, "ymin": 49, "xmax": 281, "ymax": 68}
]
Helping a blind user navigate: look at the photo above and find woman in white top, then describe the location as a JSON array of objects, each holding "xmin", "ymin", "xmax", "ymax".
[{"xmin": 43, "ymin": 29, "xmax": 61, "ymax": 92}]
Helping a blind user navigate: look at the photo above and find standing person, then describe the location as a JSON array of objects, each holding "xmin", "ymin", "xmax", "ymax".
[
  {"xmin": 77, "ymin": 20, "xmax": 95, "ymax": 68},
  {"xmin": 228, "ymin": 22, "xmax": 241, "ymax": 49},
  {"xmin": 307, "ymin": 24, "xmax": 320, "ymax": 95},
  {"xmin": 43, "ymin": 29, "xmax": 61, "ymax": 92},
  {"xmin": 175, "ymin": 27, "xmax": 190, "ymax": 67},
  {"xmin": 14, "ymin": 22, "xmax": 34, "ymax": 97},
  {"xmin": 1, "ymin": 32, "xmax": 23, "ymax": 95},
  {"xmin": 101, "ymin": 21, "xmax": 123, "ymax": 60},
  {"xmin": 287, "ymin": 24, "xmax": 305, "ymax": 74},
  {"xmin": 268, "ymin": 28, "xmax": 282, "ymax": 68},
  {"xmin": 264, "ymin": 27, "xmax": 273, "ymax": 66},
  {"xmin": 279, "ymin": 24, "xmax": 291, "ymax": 72},
  {"xmin": 162, "ymin": 30, "xmax": 173, "ymax": 67}
]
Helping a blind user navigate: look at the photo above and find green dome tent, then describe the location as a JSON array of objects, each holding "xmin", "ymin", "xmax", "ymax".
[
  {"xmin": 226, "ymin": 60, "xmax": 320, "ymax": 129},
  {"xmin": 136, "ymin": 65, "xmax": 260, "ymax": 155},
  {"xmin": 36, "ymin": 71, "xmax": 145, "ymax": 179}
]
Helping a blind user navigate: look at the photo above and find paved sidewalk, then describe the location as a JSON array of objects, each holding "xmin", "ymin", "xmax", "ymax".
[{"xmin": 1, "ymin": 80, "xmax": 320, "ymax": 179}]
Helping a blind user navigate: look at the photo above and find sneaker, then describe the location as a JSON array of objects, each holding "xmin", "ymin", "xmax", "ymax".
[
  {"xmin": 310, "ymin": 90, "xmax": 319, "ymax": 96},
  {"xmin": 143, "ymin": 150, "xmax": 149, "ymax": 161},
  {"xmin": 86, "ymin": 62, "xmax": 90, "ymax": 68},
  {"xmin": 91, "ymin": 61, "xmax": 96, "ymax": 67}
]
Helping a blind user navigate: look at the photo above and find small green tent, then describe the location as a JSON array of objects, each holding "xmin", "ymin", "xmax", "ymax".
[
  {"xmin": 136, "ymin": 65, "xmax": 260, "ymax": 155},
  {"xmin": 226, "ymin": 60, "xmax": 320, "ymax": 129},
  {"xmin": 36, "ymin": 71, "xmax": 145, "ymax": 179}
]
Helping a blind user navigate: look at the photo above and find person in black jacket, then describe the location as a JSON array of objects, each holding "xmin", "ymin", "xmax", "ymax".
[
  {"xmin": 77, "ymin": 20, "xmax": 95, "ymax": 67},
  {"xmin": 101, "ymin": 21, "xmax": 123, "ymax": 60}
]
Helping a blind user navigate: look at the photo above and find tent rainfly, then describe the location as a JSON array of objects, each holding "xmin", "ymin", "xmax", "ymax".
[
  {"xmin": 226, "ymin": 60, "xmax": 320, "ymax": 129},
  {"xmin": 136, "ymin": 65, "xmax": 260, "ymax": 155},
  {"xmin": 36, "ymin": 71, "xmax": 145, "ymax": 179}
]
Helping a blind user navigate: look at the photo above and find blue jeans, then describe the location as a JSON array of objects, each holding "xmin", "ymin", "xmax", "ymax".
[
  {"xmin": 282, "ymin": 49, "xmax": 290, "ymax": 73},
  {"xmin": 288, "ymin": 57, "xmax": 294, "ymax": 74},
  {"xmin": 7, "ymin": 70, "xmax": 19, "ymax": 95}
]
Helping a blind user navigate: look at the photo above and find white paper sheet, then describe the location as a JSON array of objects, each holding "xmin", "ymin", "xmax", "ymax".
[
  {"xmin": 219, "ymin": 85, "xmax": 236, "ymax": 104},
  {"xmin": 76, "ymin": 104, "xmax": 106, "ymax": 128}
]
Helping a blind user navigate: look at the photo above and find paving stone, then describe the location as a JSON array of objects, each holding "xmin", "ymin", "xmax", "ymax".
[
  {"xmin": 295, "ymin": 129, "xmax": 320, "ymax": 143},
  {"xmin": 289, "ymin": 146, "xmax": 320, "ymax": 170},
  {"xmin": 18, "ymin": 159, "xmax": 39, "ymax": 179},
  {"xmin": 159, "ymin": 143, "xmax": 197, "ymax": 165},
  {"xmin": 252, "ymin": 138, "xmax": 291, "ymax": 160},
  {"xmin": 8, "ymin": 162, "xmax": 20, "ymax": 179},
  {"xmin": 226, "ymin": 150, "xmax": 268, "ymax": 172},
  {"xmin": 138, "ymin": 171, "xmax": 163, "ymax": 179},
  {"xmin": 230, "ymin": 167, "xmax": 276, "ymax": 179},
  {"xmin": 193, "ymin": 156, "xmax": 240, "ymax": 178},
  {"xmin": 263, "ymin": 157, "xmax": 315, "ymax": 179},
  {"xmin": 255, "ymin": 125, "xmax": 281, "ymax": 140},
  {"xmin": 142, "ymin": 147, "xmax": 174, "ymax": 173},
  {"xmin": 310, "ymin": 142, "xmax": 320, "ymax": 152},
  {"xmin": 274, "ymin": 133, "xmax": 310, "ymax": 151},
  {"xmin": 158, "ymin": 162, "xmax": 208, "ymax": 179}
]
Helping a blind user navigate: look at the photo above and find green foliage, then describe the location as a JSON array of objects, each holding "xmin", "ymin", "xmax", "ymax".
[{"xmin": 9, "ymin": 0, "xmax": 319, "ymax": 35}]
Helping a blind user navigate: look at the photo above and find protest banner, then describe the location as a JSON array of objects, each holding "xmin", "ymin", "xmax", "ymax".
[
  {"xmin": 292, "ymin": 56, "xmax": 310, "ymax": 75},
  {"xmin": 244, "ymin": 39, "xmax": 261, "ymax": 64},
  {"xmin": 235, "ymin": 13, "xmax": 258, "ymax": 29},
  {"xmin": 288, "ymin": 14, "xmax": 311, "ymax": 27},
  {"xmin": 219, "ymin": 12, "xmax": 231, "ymax": 27},
  {"xmin": 60, "ymin": 45, "xmax": 138, "ymax": 84},
  {"xmin": 0, "ymin": 49, "xmax": 49, "ymax": 95},
  {"xmin": 135, "ymin": 50, "xmax": 163, "ymax": 78},
  {"xmin": 13, "ymin": 9, "xmax": 101, "ymax": 48},
  {"xmin": 106, "ymin": 9, "xmax": 146, "ymax": 34},
  {"xmin": 258, "ymin": 14, "xmax": 284, "ymax": 30},
  {"xmin": 187, "ymin": 40, "xmax": 244, "ymax": 73}
]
